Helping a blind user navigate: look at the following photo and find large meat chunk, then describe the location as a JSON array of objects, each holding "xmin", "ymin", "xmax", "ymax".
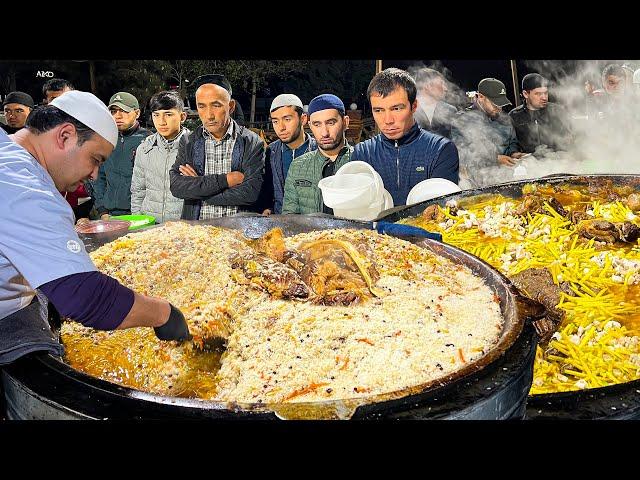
[
  {"xmin": 577, "ymin": 219, "xmax": 640, "ymax": 244},
  {"xmin": 298, "ymin": 238, "xmax": 383, "ymax": 304},
  {"xmin": 230, "ymin": 253, "xmax": 310, "ymax": 299},
  {"xmin": 513, "ymin": 194, "xmax": 568, "ymax": 217},
  {"xmin": 510, "ymin": 267, "xmax": 575, "ymax": 342}
]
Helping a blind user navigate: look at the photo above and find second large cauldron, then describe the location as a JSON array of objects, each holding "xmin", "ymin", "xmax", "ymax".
[{"xmin": 376, "ymin": 173, "xmax": 640, "ymax": 420}]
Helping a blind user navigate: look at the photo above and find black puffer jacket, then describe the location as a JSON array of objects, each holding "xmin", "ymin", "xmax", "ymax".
[
  {"xmin": 169, "ymin": 121, "xmax": 265, "ymax": 220},
  {"xmin": 508, "ymin": 102, "xmax": 573, "ymax": 153}
]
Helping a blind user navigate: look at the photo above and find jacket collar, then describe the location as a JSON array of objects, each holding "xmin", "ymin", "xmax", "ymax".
[
  {"xmin": 144, "ymin": 128, "xmax": 186, "ymax": 153},
  {"xmin": 380, "ymin": 121, "xmax": 421, "ymax": 146},
  {"xmin": 315, "ymin": 141, "xmax": 352, "ymax": 162},
  {"xmin": 120, "ymin": 121, "xmax": 140, "ymax": 137}
]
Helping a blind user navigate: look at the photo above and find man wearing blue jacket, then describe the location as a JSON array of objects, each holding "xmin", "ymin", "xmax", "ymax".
[
  {"xmin": 352, "ymin": 68, "xmax": 459, "ymax": 207},
  {"xmin": 258, "ymin": 93, "xmax": 316, "ymax": 214}
]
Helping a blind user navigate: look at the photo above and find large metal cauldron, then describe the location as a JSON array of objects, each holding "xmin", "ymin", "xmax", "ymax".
[
  {"xmin": 376, "ymin": 174, "xmax": 640, "ymax": 420},
  {"xmin": 2, "ymin": 215, "xmax": 537, "ymax": 420}
]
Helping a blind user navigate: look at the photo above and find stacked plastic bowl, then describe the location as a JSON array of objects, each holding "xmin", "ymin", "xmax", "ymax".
[{"xmin": 318, "ymin": 161, "xmax": 393, "ymax": 221}]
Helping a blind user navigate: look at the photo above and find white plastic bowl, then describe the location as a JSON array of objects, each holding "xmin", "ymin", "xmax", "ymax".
[
  {"xmin": 382, "ymin": 188, "xmax": 394, "ymax": 209},
  {"xmin": 334, "ymin": 193, "xmax": 386, "ymax": 221},
  {"xmin": 335, "ymin": 161, "xmax": 384, "ymax": 199},
  {"xmin": 318, "ymin": 173, "xmax": 376, "ymax": 209},
  {"xmin": 405, "ymin": 178, "xmax": 461, "ymax": 205}
]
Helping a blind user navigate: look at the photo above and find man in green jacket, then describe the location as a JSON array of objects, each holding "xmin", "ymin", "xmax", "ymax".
[
  {"xmin": 91, "ymin": 91, "xmax": 151, "ymax": 218},
  {"xmin": 282, "ymin": 94, "xmax": 352, "ymax": 214}
]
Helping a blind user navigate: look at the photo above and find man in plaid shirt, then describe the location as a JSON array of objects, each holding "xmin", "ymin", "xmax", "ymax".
[{"xmin": 170, "ymin": 74, "xmax": 265, "ymax": 220}]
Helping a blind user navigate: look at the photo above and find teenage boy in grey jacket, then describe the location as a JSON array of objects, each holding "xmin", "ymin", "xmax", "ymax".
[{"xmin": 131, "ymin": 91, "xmax": 189, "ymax": 223}]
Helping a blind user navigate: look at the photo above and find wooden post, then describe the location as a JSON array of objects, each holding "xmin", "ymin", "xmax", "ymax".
[
  {"xmin": 89, "ymin": 61, "xmax": 97, "ymax": 94},
  {"xmin": 510, "ymin": 60, "xmax": 520, "ymax": 107},
  {"xmin": 373, "ymin": 60, "xmax": 383, "ymax": 134},
  {"xmin": 250, "ymin": 77, "xmax": 257, "ymax": 125}
]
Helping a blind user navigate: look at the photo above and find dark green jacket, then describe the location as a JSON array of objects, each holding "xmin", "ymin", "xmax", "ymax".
[
  {"xmin": 282, "ymin": 144, "xmax": 352, "ymax": 214},
  {"xmin": 92, "ymin": 122, "xmax": 151, "ymax": 215}
]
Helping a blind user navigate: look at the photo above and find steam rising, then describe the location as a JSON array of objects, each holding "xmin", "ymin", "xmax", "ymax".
[{"xmin": 410, "ymin": 60, "xmax": 640, "ymax": 188}]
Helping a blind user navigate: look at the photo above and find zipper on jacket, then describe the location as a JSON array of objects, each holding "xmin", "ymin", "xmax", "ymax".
[
  {"xmin": 395, "ymin": 140, "xmax": 400, "ymax": 188},
  {"xmin": 162, "ymin": 148, "xmax": 168, "ymax": 224},
  {"xmin": 535, "ymin": 118, "xmax": 540, "ymax": 146}
]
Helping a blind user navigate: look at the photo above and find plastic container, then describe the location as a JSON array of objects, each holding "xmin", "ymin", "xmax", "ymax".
[
  {"xmin": 335, "ymin": 161, "xmax": 384, "ymax": 200},
  {"xmin": 334, "ymin": 189, "xmax": 389, "ymax": 221},
  {"xmin": 382, "ymin": 189, "xmax": 394, "ymax": 210},
  {"xmin": 318, "ymin": 173, "xmax": 376, "ymax": 209},
  {"xmin": 110, "ymin": 214, "xmax": 156, "ymax": 230},
  {"xmin": 74, "ymin": 220, "xmax": 131, "ymax": 235},
  {"xmin": 406, "ymin": 178, "xmax": 461, "ymax": 206}
]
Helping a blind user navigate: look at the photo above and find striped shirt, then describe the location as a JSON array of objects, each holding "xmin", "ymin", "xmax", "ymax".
[{"xmin": 199, "ymin": 120, "xmax": 238, "ymax": 219}]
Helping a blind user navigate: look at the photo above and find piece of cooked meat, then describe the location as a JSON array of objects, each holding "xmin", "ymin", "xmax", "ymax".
[
  {"xmin": 626, "ymin": 193, "xmax": 640, "ymax": 212},
  {"xmin": 248, "ymin": 227, "xmax": 287, "ymax": 262},
  {"xmin": 230, "ymin": 252, "xmax": 310, "ymax": 299},
  {"xmin": 513, "ymin": 194, "xmax": 568, "ymax": 217},
  {"xmin": 510, "ymin": 267, "xmax": 574, "ymax": 323},
  {"xmin": 577, "ymin": 219, "xmax": 640, "ymax": 244},
  {"xmin": 421, "ymin": 204, "xmax": 447, "ymax": 222},
  {"xmin": 298, "ymin": 238, "xmax": 384, "ymax": 301},
  {"xmin": 614, "ymin": 221, "xmax": 640, "ymax": 243},
  {"xmin": 577, "ymin": 219, "xmax": 619, "ymax": 244}
]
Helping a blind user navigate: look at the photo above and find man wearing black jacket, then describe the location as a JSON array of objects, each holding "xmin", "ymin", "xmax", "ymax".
[
  {"xmin": 508, "ymin": 73, "xmax": 573, "ymax": 154},
  {"xmin": 169, "ymin": 74, "xmax": 265, "ymax": 220}
]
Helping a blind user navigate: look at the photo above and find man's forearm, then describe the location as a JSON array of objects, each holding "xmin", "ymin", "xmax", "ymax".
[{"xmin": 117, "ymin": 292, "xmax": 170, "ymax": 330}]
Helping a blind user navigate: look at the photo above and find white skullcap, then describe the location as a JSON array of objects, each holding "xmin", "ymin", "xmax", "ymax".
[
  {"xmin": 270, "ymin": 93, "xmax": 304, "ymax": 112},
  {"xmin": 50, "ymin": 91, "xmax": 118, "ymax": 148}
]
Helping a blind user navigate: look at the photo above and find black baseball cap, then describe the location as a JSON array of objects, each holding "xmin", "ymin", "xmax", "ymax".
[
  {"xmin": 522, "ymin": 73, "xmax": 548, "ymax": 91},
  {"xmin": 478, "ymin": 78, "xmax": 511, "ymax": 107},
  {"xmin": 191, "ymin": 74, "xmax": 232, "ymax": 96}
]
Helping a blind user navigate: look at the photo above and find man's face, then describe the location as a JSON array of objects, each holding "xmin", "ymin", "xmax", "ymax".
[
  {"xmin": 603, "ymin": 74, "xmax": 625, "ymax": 96},
  {"xmin": 196, "ymin": 84, "xmax": 234, "ymax": 138},
  {"xmin": 370, "ymin": 86, "xmax": 417, "ymax": 140},
  {"xmin": 423, "ymin": 77, "xmax": 448, "ymax": 102},
  {"xmin": 3, "ymin": 103, "xmax": 31, "ymax": 128},
  {"xmin": 54, "ymin": 127, "xmax": 113, "ymax": 192},
  {"xmin": 44, "ymin": 86, "xmax": 73, "ymax": 105},
  {"xmin": 109, "ymin": 105, "xmax": 139, "ymax": 131},
  {"xmin": 308, "ymin": 109, "xmax": 347, "ymax": 152},
  {"xmin": 477, "ymin": 94, "xmax": 503, "ymax": 119},
  {"xmin": 270, "ymin": 106, "xmax": 306, "ymax": 144},
  {"xmin": 152, "ymin": 108, "xmax": 185, "ymax": 140},
  {"xmin": 523, "ymin": 86, "xmax": 549, "ymax": 110}
]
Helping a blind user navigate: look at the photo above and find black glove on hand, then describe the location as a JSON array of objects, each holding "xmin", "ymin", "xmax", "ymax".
[{"xmin": 154, "ymin": 303, "xmax": 192, "ymax": 342}]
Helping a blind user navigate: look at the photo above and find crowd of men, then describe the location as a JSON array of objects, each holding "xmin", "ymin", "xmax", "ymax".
[
  {"xmin": 0, "ymin": 61, "xmax": 638, "ymax": 346},
  {"xmin": 2, "ymin": 62, "xmax": 638, "ymax": 224}
]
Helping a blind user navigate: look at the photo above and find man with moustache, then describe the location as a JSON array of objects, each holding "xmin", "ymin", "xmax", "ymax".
[
  {"xmin": 169, "ymin": 74, "xmax": 264, "ymax": 220},
  {"xmin": 91, "ymin": 91, "xmax": 151, "ymax": 219},
  {"xmin": 2, "ymin": 91, "xmax": 35, "ymax": 134},
  {"xmin": 282, "ymin": 94, "xmax": 351, "ymax": 214},
  {"xmin": 257, "ymin": 94, "xmax": 316, "ymax": 215},
  {"xmin": 508, "ymin": 73, "xmax": 573, "ymax": 154},
  {"xmin": 352, "ymin": 68, "xmax": 459, "ymax": 206},
  {"xmin": 0, "ymin": 91, "xmax": 191, "ymax": 361},
  {"xmin": 451, "ymin": 78, "xmax": 522, "ymax": 187}
]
